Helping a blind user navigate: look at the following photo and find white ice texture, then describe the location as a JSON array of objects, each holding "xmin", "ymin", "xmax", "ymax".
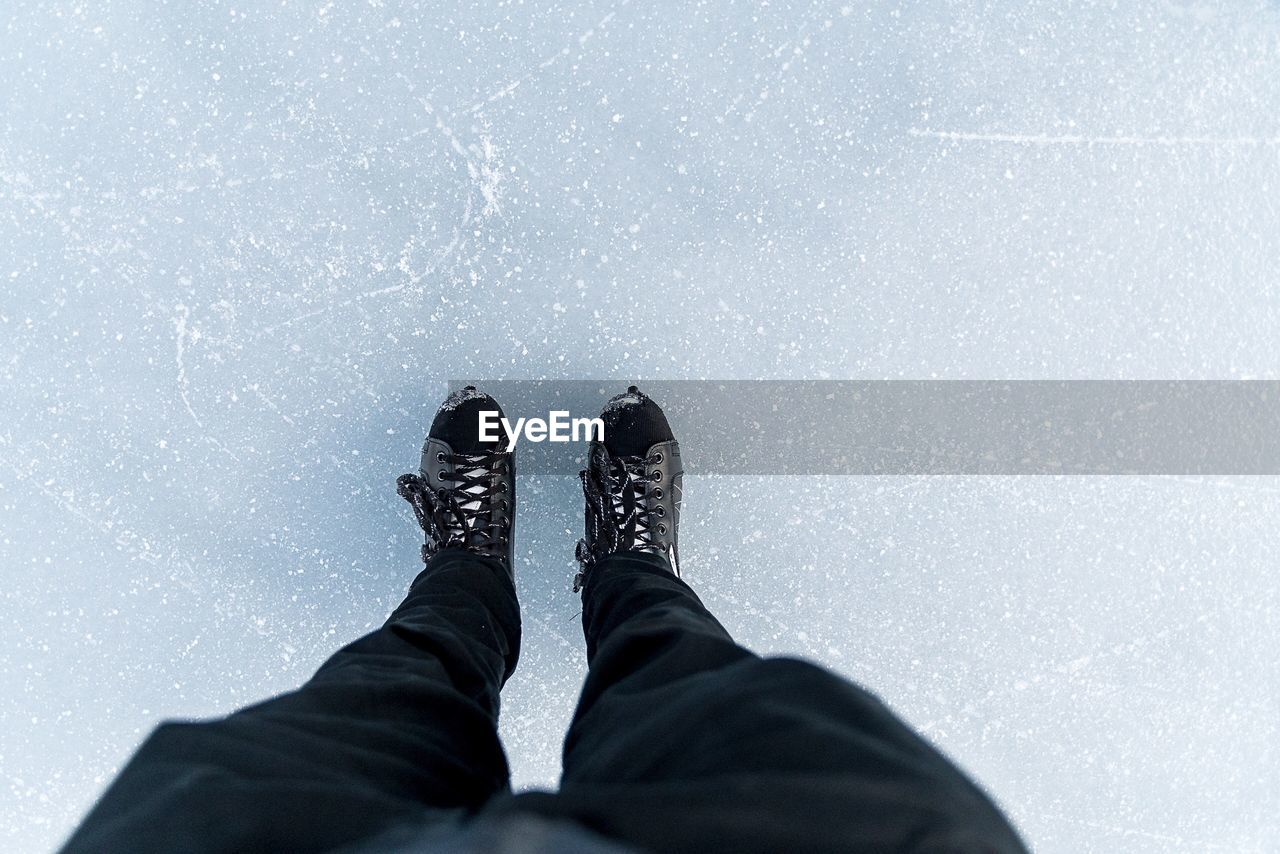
[{"xmin": 2, "ymin": 1, "xmax": 1279, "ymax": 851}]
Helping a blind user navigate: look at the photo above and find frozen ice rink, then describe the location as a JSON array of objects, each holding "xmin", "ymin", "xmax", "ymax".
[{"xmin": 3, "ymin": 1, "xmax": 1278, "ymax": 850}]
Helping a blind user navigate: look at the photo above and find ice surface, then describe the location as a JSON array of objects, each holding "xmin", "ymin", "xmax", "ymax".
[{"xmin": 2, "ymin": 1, "xmax": 1279, "ymax": 851}]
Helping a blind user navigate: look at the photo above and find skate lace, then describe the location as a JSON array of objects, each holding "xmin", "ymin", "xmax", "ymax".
[
  {"xmin": 574, "ymin": 445, "xmax": 674, "ymax": 591},
  {"xmin": 397, "ymin": 450, "xmax": 510, "ymax": 561}
]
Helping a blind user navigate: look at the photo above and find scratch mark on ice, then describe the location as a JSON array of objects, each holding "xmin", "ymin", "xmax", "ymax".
[
  {"xmin": 250, "ymin": 384, "xmax": 296, "ymax": 427},
  {"xmin": 259, "ymin": 305, "xmax": 330, "ymax": 336},
  {"xmin": 257, "ymin": 193, "xmax": 473, "ymax": 340},
  {"xmin": 174, "ymin": 304, "xmax": 240, "ymax": 462},
  {"xmin": 174, "ymin": 305, "xmax": 201, "ymax": 427},
  {"xmin": 528, "ymin": 612, "xmax": 587, "ymax": 663},
  {"xmin": 1, "ymin": 452, "xmax": 163, "ymax": 565},
  {"xmin": 1031, "ymin": 812, "xmax": 1243, "ymax": 851},
  {"xmin": 910, "ymin": 128, "xmax": 1280, "ymax": 148},
  {"xmin": 468, "ymin": 3, "xmax": 627, "ymax": 114}
]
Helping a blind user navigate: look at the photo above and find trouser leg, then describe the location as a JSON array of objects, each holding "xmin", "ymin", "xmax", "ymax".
[
  {"xmin": 507, "ymin": 551, "xmax": 1026, "ymax": 854},
  {"xmin": 61, "ymin": 550, "xmax": 520, "ymax": 854}
]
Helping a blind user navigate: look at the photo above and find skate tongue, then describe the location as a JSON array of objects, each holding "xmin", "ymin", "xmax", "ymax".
[
  {"xmin": 610, "ymin": 456, "xmax": 656, "ymax": 547},
  {"xmin": 456, "ymin": 457, "xmax": 491, "ymax": 519}
]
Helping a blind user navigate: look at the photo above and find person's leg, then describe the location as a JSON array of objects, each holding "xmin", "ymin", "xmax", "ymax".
[
  {"xmin": 529, "ymin": 551, "xmax": 1026, "ymax": 853},
  {"xmin": 492, "ymin": 384, "xmax": 1023, "ymax": 852},
  {"xmin": 63, "ymin": 385, "xmax": 521, "ymax": 854},
  {"xmin": 60, "ymin": 549, "xmax": 520, "ymax": 854}
]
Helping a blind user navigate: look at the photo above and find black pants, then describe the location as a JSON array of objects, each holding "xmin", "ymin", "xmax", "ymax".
[{"xmin": 62, "ymin": 551, "xmax": 1026, "ymax": 854}]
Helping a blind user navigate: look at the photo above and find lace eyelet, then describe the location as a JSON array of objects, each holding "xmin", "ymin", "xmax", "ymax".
[
  {"xmin": 436, "ymin": 451, "xmax": 446, "ymax": 463},
  {"xmin": 652, "ymin": 452, "xmax": 663, "ymax": 464},
  {"xmin": 500, "ymin": 499, "xmax": 509, "ymax": 511},
  {"xmin": 657, "ymin": 523, "xmax": 667, "ymax": 535},
  {"xmin": 650, "ymin": 471, "xmax": 661, "ymax": 481},
  {"xmin": 655, "ymin": 505, "xmax": 665, "ymax": 517},
  {"xmin": 653, "ymin": 488, "xmax": 663, "ymax": 499}
]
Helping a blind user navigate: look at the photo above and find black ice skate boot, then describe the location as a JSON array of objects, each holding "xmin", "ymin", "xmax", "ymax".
[
  {"xmin": 396, "ymin": 385, "xmax": 515, "ymax": 576},
  {"xmin": 574, "ymin": 386, "xmax": 682, "ymax": 592}
]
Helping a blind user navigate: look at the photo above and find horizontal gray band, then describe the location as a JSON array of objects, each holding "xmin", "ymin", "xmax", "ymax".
[{"xmin": 453, "ymin": 381, "xmax": 1280, "ymax": 475}]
